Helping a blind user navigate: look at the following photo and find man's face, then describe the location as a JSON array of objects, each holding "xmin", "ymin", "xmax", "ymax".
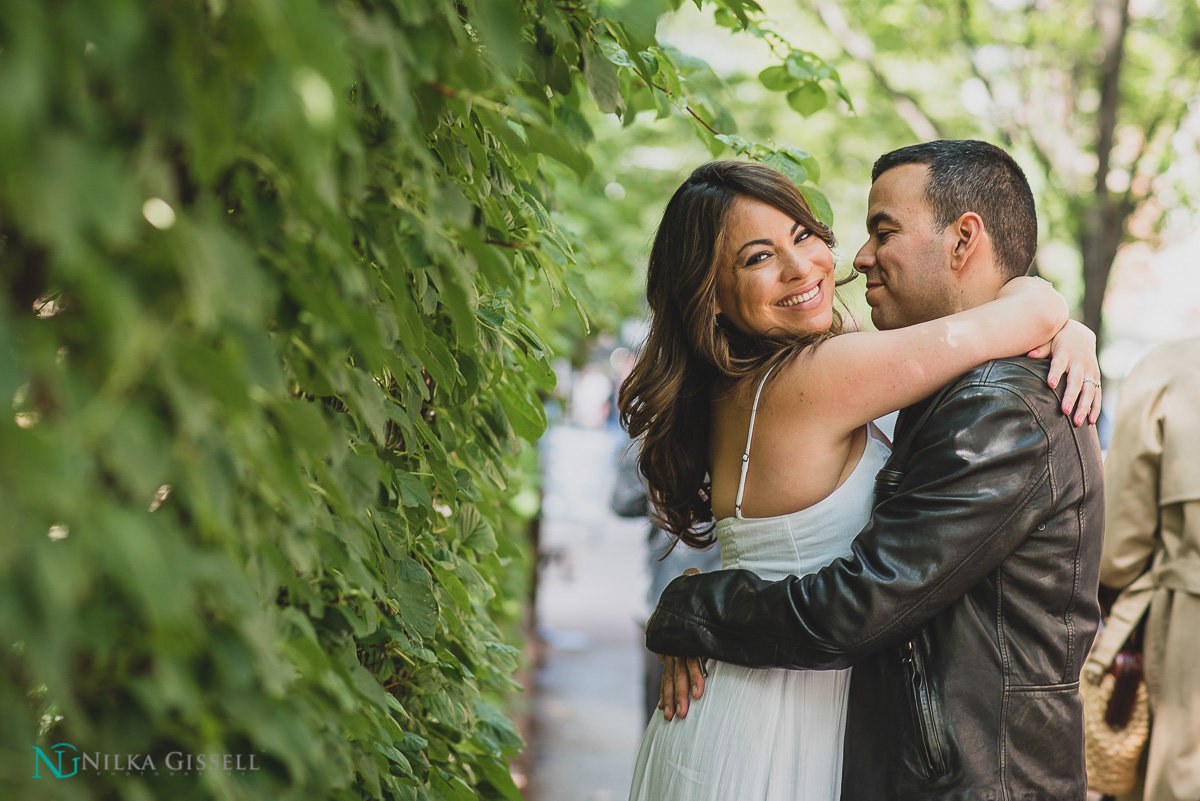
[{"xmin": 853, "ymin": 164, "xmax": 955, "ymax": 330}]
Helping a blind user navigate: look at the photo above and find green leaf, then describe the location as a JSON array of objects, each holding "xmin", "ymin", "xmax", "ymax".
[
  {"xmin": 781, "ymin": 146, "xmax": 820, "ymax": 183},
  {"xmin": 495, "ymin": 379, "xmax": 547, "ymax": 442},
  {"xmin": 761, "ymin": 150, "xmax": 808, "ymax": 187},
  {"xmin": 715, "ymin": 133, "xmax": 752, "ymax": 155},
  {"xmin": 787, "ymin": 82, "xmax": 828, "ymax": 117},
  {"xmin": 421, "ymin": 334, "xmax": 461, "ymax": 391},
  {"xmin": 600, "ymin": 0, "xmax": 667, "ymax": 53},
  {"xmin": 713, "ymin": 7, "xmax": 741, "ymax": 28},
  {"xmin": 583, "ymin": 44, "xmax": 624, "ymax": 115},
  {"xmin": 456, "ymin": 506, "xmax": 498, "ymax": 554},
  {"xmin": 396, "ymin": 732, "xmax": 430, "ymax": 752},
  {"xmin": 785, "ymin": 53, "xmax": 819, "ymax": 82},
  {"xmin": 397, "ymin": 471, "xmax": 433, "ymax": 508},
  {"xmin": 798, "ymin": 184, "xmax": 834, "ymax": 226},
  {"xmin": 473, "ymin": 700, "xmax": 525, "ymax": 753},
  {"xmin": 395, "ymin": 559, "xmax": 439, "ymax": 638},
  {"xmin": 758, "ymin": 65, "xmax": 798, "ymax": 92},
  {"xmin": 431, "ymin": 562, "xmax": 473, "ymax": 610},
  {"xmin": 598, "ymin": 40, "xmax": 635, "ymax": 68},
  {"xmin": 525, "ymin": 125, "xmax": 593, "ymax": 181},
  {"xmin": 374, "ymin": 741, "xmax": 414, "ymax": 778},
  {"xmin": 476, "ymin": 756, "xmax": 525, "ymax": 801},
  {"xmin": 653, "ymin": 49, "xmax": 683, "ymax": 99},
  {"xmin": 432, "ymin": 769, "xmax": 476, "ymax": 801}
]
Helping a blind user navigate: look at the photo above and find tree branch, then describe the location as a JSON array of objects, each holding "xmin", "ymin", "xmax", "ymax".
[
  {"xmin": 1093, "ymin": 0, "xmax": 1131, "ymax": 203},
  {"xmin": 686, "ymin": 105, "xmax": 722, "ymax": 135},
  {"xmin": 810, "ymin": 0, "xmax": 944, "ymax": 141},
  {"xmin": 1123, "ymin": 49, "xmax": 1200, "ymax": 209},
  {"xmin": 954, "ymin": 0, "xmax": 1059, "ymax": 179}
]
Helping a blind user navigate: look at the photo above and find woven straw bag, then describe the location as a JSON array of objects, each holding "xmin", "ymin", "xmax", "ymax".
[
  {"xmin": 1081, "ymin": 569, "xmax": 1156, "ymax": 796},
  {"xmin": 1081, "ymin": 655, "xmax": 1150, "ymax": 795}
]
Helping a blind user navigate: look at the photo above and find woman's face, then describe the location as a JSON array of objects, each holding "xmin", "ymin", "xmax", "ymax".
[{"xmin": 714, "ymin": 197, "xmax": 837, "ymax": 339}]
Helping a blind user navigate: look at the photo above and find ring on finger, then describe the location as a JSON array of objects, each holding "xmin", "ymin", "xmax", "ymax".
[{"xmin": 1082, "ymin": 377, "xmax": 1101, "ymax": 389}]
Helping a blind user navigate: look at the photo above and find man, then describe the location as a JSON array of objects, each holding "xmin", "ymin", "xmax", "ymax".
[
  {"xmin": 645, "ymin": 140, "xmax": 1105, "ymax": 799},
  {"xmin": 1101, "ymin": 337, "xmax": 1200, "ymax": 801}
]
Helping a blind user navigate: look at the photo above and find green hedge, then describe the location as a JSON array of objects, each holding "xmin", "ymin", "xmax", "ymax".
[{"xmin": 0, "ymin": 1, "xmax": 843, "ymax": 798}]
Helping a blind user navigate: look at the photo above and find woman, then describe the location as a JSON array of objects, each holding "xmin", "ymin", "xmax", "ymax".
[{"xmin": 620, "ymin": 160, "xmax": 1099, "ymax": 800}]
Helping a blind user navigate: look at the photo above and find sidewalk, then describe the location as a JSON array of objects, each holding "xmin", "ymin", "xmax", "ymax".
[{"xmin": 526, "ymin": 425, "xmax": 649, "ymax": 801}]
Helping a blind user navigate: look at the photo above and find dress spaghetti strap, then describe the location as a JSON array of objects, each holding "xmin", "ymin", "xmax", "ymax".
[{"xmin": 734, "ymin": 365, "xmax": 777, "ymax": 520}]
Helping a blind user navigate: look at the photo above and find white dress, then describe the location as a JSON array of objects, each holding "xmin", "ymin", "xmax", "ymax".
[{"xmin": 628, "ymin": 373, "xmax": 892, "ymax": 801}]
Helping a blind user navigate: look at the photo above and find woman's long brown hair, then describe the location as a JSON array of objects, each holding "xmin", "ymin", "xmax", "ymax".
[{"xmin": 618, "ymin": 160, "xmax": 853, "ymax": 547}]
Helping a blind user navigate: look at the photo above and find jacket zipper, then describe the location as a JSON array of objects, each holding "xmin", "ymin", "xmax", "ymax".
[{"xmin": 902, "ymin": 639, "xmax": 948, "ymax": 777}]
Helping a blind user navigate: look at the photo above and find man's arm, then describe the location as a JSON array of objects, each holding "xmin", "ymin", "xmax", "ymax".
[{"xmin": 646, "ymin": 378, "xmax": 1054, "ymax": 669}]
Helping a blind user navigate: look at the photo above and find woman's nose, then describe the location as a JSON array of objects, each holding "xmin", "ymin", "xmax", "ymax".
[{"xmin": 781, "ymin": 251, "xmax": 811, "ymax": 279}]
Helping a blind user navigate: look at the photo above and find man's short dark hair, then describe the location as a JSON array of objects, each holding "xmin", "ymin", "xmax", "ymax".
[{"xmin": 872, "ymin": 140, "xmax": 1037, "ymax": 279}]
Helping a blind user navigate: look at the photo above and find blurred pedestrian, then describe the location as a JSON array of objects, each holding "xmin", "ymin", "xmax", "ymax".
[
  {"xmin": 1101, "ymin": 336, "xmax": 1200, "ymax": 801},
  {"xmin": 611, "ymin": 440, "xmax": 721, "ymax": 724},
  {"xmin": 570, "ymin": 363, "xmax": 613, "ymax": 428}
]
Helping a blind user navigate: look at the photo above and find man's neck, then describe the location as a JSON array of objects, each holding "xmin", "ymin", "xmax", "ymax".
[{"xmin": 949, "ymin": 272, "xmax": 1006, "ymax": 313}]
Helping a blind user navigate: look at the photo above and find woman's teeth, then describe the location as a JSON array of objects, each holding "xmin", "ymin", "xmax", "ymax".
[{"xmin": 777, "ymin": 285, "xmax": 820, "ymax": 307}]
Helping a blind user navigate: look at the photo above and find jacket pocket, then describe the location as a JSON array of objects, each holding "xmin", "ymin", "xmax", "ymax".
[
  {"xmin": 1002, "ymin": 683, "xmax": 1085, "ymax": 796},
  {"xmin": 902, "ymin": 638, "xmax": 948, "ymax": 778}
]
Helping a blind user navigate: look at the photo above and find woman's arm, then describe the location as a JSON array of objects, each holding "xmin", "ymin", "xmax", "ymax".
[{"xmin": 777, "ymin": 276, "xmax": 1068, "ymax": 433}]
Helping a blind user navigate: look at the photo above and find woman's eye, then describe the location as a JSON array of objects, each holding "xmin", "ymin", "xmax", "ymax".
[
  {"xmin": 746, "ymin": 251, "xmax": 770, "ymax": 267},
  {"xmin": 795, "ymin": 230, "xmax": 811, "ymax": 243}
]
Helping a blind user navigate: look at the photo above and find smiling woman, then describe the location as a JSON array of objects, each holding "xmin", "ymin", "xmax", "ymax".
[
  {"xmin": 715, "ymin": 197, "xmax": 839, "ymax": 340},
  {"xmin": 618, "ymin": 160, "xmax": 855, "ymax": 549}
]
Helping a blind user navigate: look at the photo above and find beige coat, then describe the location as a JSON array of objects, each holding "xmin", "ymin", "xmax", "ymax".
[{"xmin": 1102, "ymin": 337, "xmax": 1200, "ymax": 801}]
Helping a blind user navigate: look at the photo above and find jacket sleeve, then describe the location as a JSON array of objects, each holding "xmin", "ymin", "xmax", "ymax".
[{"xmin": 645, "ymin": 381, "xmax": 1054, "ymax": 669}]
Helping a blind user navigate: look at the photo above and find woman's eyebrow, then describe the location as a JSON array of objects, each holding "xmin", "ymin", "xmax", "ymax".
[
  {"xmin": 736, "ymin": 237, "xmax": 772, "ymax": 255},
  {"xmin": 735, "ymin": 221, "xmax": 802, "ymax": 255}
]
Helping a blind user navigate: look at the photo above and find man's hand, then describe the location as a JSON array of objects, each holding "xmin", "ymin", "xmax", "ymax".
[
  {"xmin": 654, "ymin": 567, "xmax": 707, "ymax": 720},
  {"xmin": 657, "ymin": 654, "xmax": 706, "ymax": 720}
]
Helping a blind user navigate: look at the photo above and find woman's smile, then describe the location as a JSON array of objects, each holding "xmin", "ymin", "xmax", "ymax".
[{"xmin": 776, "ymin": 281, "xmax": 822, "ymax": 308}]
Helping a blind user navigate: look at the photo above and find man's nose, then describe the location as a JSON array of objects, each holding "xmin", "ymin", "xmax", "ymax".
[{"xmin": 853, "ymin": 242, "xmax": 874, "ymax": 273}]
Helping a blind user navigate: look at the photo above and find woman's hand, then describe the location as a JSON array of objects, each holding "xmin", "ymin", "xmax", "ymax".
[{"xmin": 1027, "ymin": 320, "xmax": 1101, "ymax": 427}]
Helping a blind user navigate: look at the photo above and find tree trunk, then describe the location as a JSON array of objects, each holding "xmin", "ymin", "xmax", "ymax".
[
  {"xmin": 1079, "ymin": 204, "xmax": 1125, "ymax": 346},
  {"xmin": 1080, "ymin": 0, "xmax": 1131, "ymax": 355}
]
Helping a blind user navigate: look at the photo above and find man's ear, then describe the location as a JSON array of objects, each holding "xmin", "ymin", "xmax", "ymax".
[{"xmin": 948, "ymin": 212, "xmax": 986, "ymax": 272}]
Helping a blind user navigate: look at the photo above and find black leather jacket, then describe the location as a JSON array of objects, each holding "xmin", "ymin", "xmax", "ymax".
[{"xmin": 646, "ymin": 358, "xmax": 1105, "ymax": 800}]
